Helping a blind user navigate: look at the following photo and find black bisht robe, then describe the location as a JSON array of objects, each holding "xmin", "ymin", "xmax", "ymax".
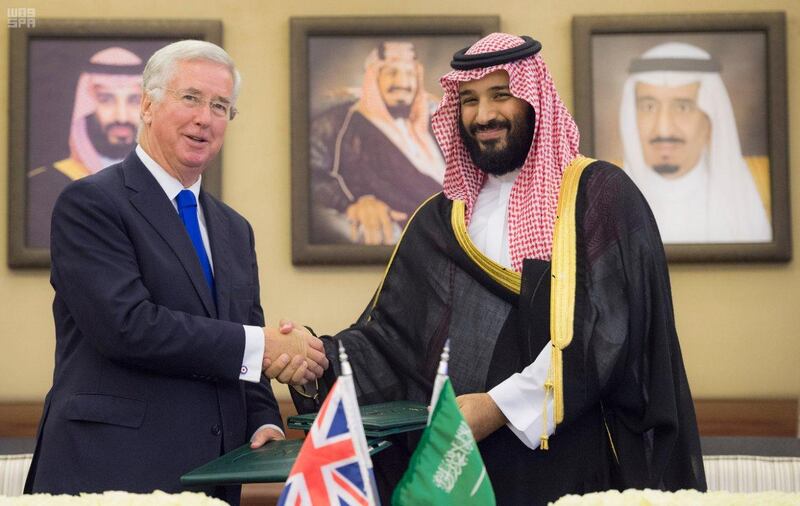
[{"xmin": 293, "ymin": 161, "xmax": 707, "ymax": 505}]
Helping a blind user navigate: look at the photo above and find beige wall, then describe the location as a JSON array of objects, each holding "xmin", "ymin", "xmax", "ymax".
[{"xmin": 1, "ymin": 0, "xmax": 798, "ymax": 403}]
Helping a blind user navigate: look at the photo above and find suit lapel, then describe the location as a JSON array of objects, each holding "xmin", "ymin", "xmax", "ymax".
[
  {"xmin": 202, "ymin": 192, "xmax": 232, "ymax": 321},
  {"xmin": 122, "ymin": 153, "xmax": 218, "ymax": 318}
]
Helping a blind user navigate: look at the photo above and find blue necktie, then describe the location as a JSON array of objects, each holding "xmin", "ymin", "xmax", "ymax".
[{"xmin": 176, "ymin": 190, "xmax": 216, "ymax": 299}]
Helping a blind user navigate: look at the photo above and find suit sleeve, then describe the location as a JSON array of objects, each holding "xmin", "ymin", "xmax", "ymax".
[{"xmin": 50, "ymin": 178, "xmax": 246, "ymax": 382}]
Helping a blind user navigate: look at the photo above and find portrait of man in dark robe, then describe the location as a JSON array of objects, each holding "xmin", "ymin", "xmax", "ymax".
[{"xmin": 306, "ymin": 36, "xmax": 476, "ymax": 246}]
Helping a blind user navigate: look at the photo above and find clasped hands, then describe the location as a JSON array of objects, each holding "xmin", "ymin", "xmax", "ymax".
[
  {"xmin": 262, "ymin": 320, "xmax": 328, "ymax": 385},
  {"xmin": 262, "ymin": 327, "xmax": 506, "ymax": 440}
]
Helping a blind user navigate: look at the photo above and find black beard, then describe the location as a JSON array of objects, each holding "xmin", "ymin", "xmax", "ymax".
[
  {"xmin": 459, "ymin": 105, "xmax": 535, "ymax": 176},
  {"xmin": 85, "ymin": 113, "xmax": 136, "ymax": 159},
  {"xmin": 653, "ymin": 164, "xmax": 680, "ymax": 175},
  {"xmin": 386, "ymin": 103, "xmax": 412, "ymax": 119}
]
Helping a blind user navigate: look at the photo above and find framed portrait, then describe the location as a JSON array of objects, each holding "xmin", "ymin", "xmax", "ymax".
[
  {"xmin": 8, "ymin": 19, "xmax": 223, "ymax": 268},
  {"xmin": 290, "ymin": 16, "xmax": 500, "ymax": 265},
  {"xmin": 572, "ymin": 12, "xmax": 790, "ymax": 262}
]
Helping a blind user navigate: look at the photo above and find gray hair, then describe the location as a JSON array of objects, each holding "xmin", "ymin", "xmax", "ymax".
[{"xmin": 142, "ymin": 39, "xmax": 241, "ymax": 105}]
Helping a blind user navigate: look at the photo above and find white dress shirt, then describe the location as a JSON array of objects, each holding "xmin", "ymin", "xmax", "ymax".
[
  {"xmin": 136, "ymin": 146, "xmax": 281, "ymax": 440},
  {"xmin": 135, "ymin": 146, "xmax": 264, "ymax": 384},
  {"xmin": 467, "ymin": 168, "xmax": 555, "ymax": 450}
]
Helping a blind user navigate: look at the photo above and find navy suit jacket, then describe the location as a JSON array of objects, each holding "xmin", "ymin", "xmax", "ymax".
[{"xmin": 25, "ymin": 152, "xmax": 282, "ymax": 502}]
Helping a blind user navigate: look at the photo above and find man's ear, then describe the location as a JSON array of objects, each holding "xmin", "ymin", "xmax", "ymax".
[{"xmin": 140, "ymin": 91, "xmax": 154, "ymax": 125}]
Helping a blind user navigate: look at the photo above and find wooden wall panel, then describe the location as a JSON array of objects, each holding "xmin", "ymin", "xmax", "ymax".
[
  {"xmin": 694, "ymin": 398, "xmax": 798, "ymax": 437},
  {"xmin": 0, "ymin": 402, "xmax": 42, "ymax": 437}
]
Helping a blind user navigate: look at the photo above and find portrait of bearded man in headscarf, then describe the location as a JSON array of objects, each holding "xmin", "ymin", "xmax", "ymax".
[
  {"xmin": 309, "ymin": 40, "xmax": 447, "ymax": 246},
  {"xmin": 26, "ymin": 46, "xmax": 144, "ymax": 249}
]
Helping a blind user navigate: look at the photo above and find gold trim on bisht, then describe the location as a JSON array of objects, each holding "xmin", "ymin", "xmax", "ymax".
[
  {"xmin": 53, "ymin": 158, "xmax": 91, "ymax": 181},
  {"xmin": 541, "ymin": 154, "xmax": 595, "ymax": 450},
  {"xmin": 451, "ymin": 199, "xmax": 521, "ymax": 294},
  {"xmin": 369, "ymin": 192, "xmax": 443, "ymax": 315}
]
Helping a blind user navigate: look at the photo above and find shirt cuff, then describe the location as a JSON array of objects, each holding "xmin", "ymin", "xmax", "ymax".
[
  {"xmin": 239, "ymin": 325, "xmax": 264, "ymax": 383},
  {"xmin": 488, "ymin": 343, "xmax": 555, "ymax": 450},
  {"xmin": 250, "ymin": 423, "xmax": 285, "ymax": 441}
]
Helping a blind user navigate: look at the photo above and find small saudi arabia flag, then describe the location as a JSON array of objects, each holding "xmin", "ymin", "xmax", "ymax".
[{"xmin": 392, "ymin": 342, "xmax": 495, "ymax": 505}]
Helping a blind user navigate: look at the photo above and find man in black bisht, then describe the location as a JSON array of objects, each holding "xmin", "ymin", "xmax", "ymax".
[{"xmin": 287, "ymin": 33, "xmax": 707, "ymax": 505}]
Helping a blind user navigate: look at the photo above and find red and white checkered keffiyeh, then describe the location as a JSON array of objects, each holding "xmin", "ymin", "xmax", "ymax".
[{"xmin": 432, "ymin": 33, "xmax": 580, "ymax": 270}]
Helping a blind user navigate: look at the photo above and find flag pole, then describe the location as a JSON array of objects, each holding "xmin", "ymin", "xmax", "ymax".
[
  {"xmin": 428, "ymin": 339, "xmax": 450, "ymax": 424},
  {"xmin": 338, "ymin": 341, "xmax": 381, "ymax": 506}
]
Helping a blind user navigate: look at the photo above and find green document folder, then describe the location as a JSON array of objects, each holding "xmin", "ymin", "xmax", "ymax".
[
  {"xmin": 181, "ymin": 438, "xmax": 393, "ymax": 485},
  {"xmin": 181, "ymin": 401, "xmax": 428, "ymax": 486},
  {"xmin": 288, "ymin": 400, "xmax": 429, "ymax": 438}
]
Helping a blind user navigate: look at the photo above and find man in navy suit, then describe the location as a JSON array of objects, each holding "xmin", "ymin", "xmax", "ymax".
[{"xmin": 24, "ymin": 40, "xmax": 328, "ymax": 504}]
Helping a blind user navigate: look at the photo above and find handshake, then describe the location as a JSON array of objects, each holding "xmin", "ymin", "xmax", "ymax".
[{"xmin": 262, "ymin": 321, "xmax": 329, "ymax": 386}]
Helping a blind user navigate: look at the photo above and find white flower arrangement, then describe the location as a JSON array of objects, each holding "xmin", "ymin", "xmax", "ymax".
[
  {"xmin": 550, "ymin": 489, "xmax": 800, "ymax": 505},
  {"xmin": 0, "ymin": 491, "xmax": 228, "ymax": 506}
]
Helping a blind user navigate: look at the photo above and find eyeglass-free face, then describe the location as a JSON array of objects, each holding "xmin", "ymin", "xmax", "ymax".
[{"xmin": 635, "ymin": 81, "xmax": 710, "ymax": 179}]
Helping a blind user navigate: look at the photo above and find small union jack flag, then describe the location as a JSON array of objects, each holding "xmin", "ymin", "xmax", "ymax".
[{"xmin": 278, "ymin": 344, "xmax": 379, "ymax": 506}]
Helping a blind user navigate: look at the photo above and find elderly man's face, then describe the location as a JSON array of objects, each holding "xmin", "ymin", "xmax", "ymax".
[
  {"xmin": 377, "ymin": 60, "xmax": 418, "ymax": 110},
  {"xmin": 91, "ymin": 81, "xmax": 141, "ymax": 151},
  {"xmin": 635, "ymin": 81, "xmax": 710, "ymax": 179},
  {"xmin": 458, "ymin": 70, "xmax": 534, "ymax": 176},
  {"xmin": 140, "ymin": 59, "xmax": 233, "ymax": 184}
]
